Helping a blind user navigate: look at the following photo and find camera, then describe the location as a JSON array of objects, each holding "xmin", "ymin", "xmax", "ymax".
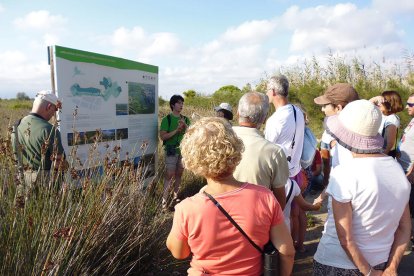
[
  {"xmin": 166, "ymin": 145, "xmax": 177, "ymax": 156},
  {"xmin": 263, "ymin": 241, "xmax": 279, "ymax": 276}
]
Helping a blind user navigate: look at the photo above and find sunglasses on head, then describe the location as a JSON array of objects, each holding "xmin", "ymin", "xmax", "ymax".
[{"xmin": 407, "ymin": 102, "xmax": 414, "ymax": 107}]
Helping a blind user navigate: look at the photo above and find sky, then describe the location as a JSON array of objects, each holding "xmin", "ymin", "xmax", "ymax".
[{"xmin": 0, "ymin": 0, "xmax": 413, "ymax": 99}]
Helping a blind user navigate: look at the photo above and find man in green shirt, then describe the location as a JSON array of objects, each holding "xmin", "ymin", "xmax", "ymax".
[
  {"xmin": 12, "ymin": 90, "xmax": 65, "ymax": 188},
  {"xmin": 159, "ymin": 95, "xmax": 190, "ymax": 209}
]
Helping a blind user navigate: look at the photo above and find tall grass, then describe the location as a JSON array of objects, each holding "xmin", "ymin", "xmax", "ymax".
[{"xmin": 0, "ymin": 127, "xmax": 177, "ymax": 274}]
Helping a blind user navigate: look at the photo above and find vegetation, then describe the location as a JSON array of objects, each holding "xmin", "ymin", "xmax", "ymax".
[
  {"xmin": 1, "ymin": 53, "xmax": 413, "ymax": 274},
  {"xmin": 16, "ymin": 92, "xmax": 31, "ymax": 101}
]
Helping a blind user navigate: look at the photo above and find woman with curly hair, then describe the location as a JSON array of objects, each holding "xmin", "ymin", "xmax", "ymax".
[{"xmin": 166, "ymin": 117, "xmax": 295, "ymax": 276}]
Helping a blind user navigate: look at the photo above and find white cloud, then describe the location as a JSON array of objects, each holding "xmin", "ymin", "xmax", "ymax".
[
  {"xmin": 105, "ymin": 26, "xmax": 181, "ymax": 61},
  {"xmin": 13, "ymin": 10, "xmax": 66, "ymax": 30},
  {"xmin": 278, "ymin": 3, "xmax": 405, "ymax": 59},
  {"xmin": 0, "ymin": 4, "xmax": 4, "ymax": 12},
  {"xmin": 0, "ymin": 51, "xmax": 50, "ymax": 97},
  {"xmin": 221, "ymin": 19, "xmax": 276, "ymax": 43},
  {"xmin": 373, "ymin": 0, "xmax": 414, "ymax": 14}
]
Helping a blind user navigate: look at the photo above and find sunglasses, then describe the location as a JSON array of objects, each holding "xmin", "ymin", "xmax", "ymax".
[{"xmin": 407, "ymin": 102, "xmax": 414, "ymax": 107}]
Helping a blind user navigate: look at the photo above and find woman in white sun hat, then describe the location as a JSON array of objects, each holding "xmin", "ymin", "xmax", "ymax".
[{"xmin": 313, "ymin": 100, "xmax": 411, "ymax": 276}]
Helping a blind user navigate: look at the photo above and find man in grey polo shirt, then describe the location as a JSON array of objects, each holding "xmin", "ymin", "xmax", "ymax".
[{"xmin": 233, "ymin": 91, "xmax": 289, "ymax": 209}]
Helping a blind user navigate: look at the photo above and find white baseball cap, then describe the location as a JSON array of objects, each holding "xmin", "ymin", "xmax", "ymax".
[
  {"xmin": 35, "ymin": 90, "xmax": 61, "ymax": 106},
  {"xmin": 214, "ymin": 102, "xmax": 232, "ymax": 113}
]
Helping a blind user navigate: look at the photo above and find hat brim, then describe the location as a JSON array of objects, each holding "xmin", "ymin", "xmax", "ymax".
[
  {"xmin": 325, "ymin": 115, "xmax": 384, "ymax": 154},
  {"xmin": 314, "ymin": 95, "xmax": 331, "ymax": 105}
]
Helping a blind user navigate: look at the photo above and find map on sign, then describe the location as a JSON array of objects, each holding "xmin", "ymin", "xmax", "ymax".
[{"xmin": 71, "ymin": 77, "xmax": 122, "ymax": 101}]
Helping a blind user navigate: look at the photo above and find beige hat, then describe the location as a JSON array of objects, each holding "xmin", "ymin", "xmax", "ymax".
[
  {"xmin": 35, "ymin": 90, "xmax": 60, "ymax": 106},
  {"xmin": 325, "ymin": 100, "xmax": 384, "ymax": 153},
  {"xmin": 314, "ymin": 83, "xmax": 359, "ymax": 107}
]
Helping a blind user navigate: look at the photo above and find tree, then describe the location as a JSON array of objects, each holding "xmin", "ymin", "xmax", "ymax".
[
  {"xmin": 212, "ymin": 85, "xmax": 242, "ymax": 107},
  {"xmin": 183, "ymin": 90, "xmax": 196, "ymax": 99},
  {"xmin": 241, "ymin": 83, "xmax": 252, "ymax": 93},
  {"xmin": 16, "ymin": 92, "xmax": 30, "ymax": 101}
]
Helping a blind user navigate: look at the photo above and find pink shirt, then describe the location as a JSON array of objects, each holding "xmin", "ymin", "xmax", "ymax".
[{"xmin": 171, "ymin": 183, "xmax": 284, "ymax": 276}]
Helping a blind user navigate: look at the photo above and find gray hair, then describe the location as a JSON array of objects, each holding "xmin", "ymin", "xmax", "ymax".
[
  {"xmin": 238, "ymin": 92, "xmax": 269, "ymax": 126},
  {"xmin": 267, "ymin": 75, "xmax": 289, "ymax": 97}
]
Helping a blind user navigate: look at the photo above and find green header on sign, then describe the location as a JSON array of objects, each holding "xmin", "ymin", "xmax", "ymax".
[{"xmin": 54, "ymin": 45, "xmax": 158, "ymax": 73}]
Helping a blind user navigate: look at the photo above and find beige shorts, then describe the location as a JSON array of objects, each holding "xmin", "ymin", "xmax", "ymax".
[{"xmin": 165, "ymin": 154, "xmax": 184, "ymax": 172}]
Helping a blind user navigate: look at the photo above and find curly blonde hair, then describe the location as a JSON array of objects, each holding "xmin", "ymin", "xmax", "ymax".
[{"xmin": 180, "ymin": 117, "xmax": 244, "ymax": 180}]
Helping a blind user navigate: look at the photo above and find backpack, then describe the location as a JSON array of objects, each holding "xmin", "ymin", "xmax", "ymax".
[{"xmin": 291, "ymin": 106, "xmax": 317, "ymax": 169}]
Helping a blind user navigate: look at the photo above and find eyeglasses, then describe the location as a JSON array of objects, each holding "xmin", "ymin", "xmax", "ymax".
[{"xmin": 407, "ymin": 102, "xmax": 414, "ymax": 107}]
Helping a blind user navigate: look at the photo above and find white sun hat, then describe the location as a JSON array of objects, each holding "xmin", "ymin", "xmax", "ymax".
[{"xmin": 325, "ymin": 99, "xmax": 384, "ymax": 153}]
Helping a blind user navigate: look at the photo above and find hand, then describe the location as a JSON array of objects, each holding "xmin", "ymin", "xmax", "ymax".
[
  {"xmin": 370, "ymin": 268, "xmax": 383, "ymax": 276},
  {"xmin": 381, "ymin": 267, "xmax": 397, "ymax": 276},
  {"xmin": 313, "ymin": 194, "xmax": 324, "ymax": 205},
  {"xmin": 370, "ymin": 96, "xmax": 385, "ymax": 106}
]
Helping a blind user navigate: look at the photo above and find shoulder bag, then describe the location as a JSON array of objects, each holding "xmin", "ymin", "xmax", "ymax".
[{"xmin": 203, "ymin": 191, "xmax": 279, "ymax": 276}]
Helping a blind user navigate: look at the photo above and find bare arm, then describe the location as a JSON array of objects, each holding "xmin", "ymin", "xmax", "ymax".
[
  {"xmin": 166, "ymin": 232, "xmax": 191, "ymax": 259},
  {"xmin": 320, "ymin": 148, "xmax": 331, "ymax": 188},
  {"xmin": 382, "ymin": 204, "xmax": 411, "ymax": 276},
  {"xmin": 270, "ymin": 223, "xmax": 295, "ymax": 276},
  {"xmin": 383, "ymin": 125, "xmax": 397, "ymax": 154},
  {"xmin": 294, "ymin": 194, "xmax": 322, "ymax": 211},
  {"xmin": 332, "ymin": 199, "xmax": 382, "ymax": 275},
  {"xmin": 405, "ymin": 166, "xmax": 414, "ymax": 184},
  {"xmin": 273, "ymin": 186, "xmax": 286, "ymax": 210},
  {"xmin": 160, "ymin": 118, "xmax": 187, "ymax": 141},
  {"xmin": 160, "ymin": 129, "xmax": 179, "ymax": 141}
]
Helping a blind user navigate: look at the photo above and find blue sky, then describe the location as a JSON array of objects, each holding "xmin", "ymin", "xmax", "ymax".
[{"xmin": 0, "ymin": 0, "xmax": 413, "ymax": 99}]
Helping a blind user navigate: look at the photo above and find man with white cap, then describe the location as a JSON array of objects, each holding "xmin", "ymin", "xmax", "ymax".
[
  {"xmin": 214, "ymin": 102, "xmax": 233, "ymax": 121},
  {"xmin": 12, "ymin": 90, "xmax": 65, "ymax": 188}
]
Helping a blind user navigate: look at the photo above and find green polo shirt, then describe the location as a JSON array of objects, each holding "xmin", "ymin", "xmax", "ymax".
[
  {"xmin": 13, "ymin": 113, "xmax": 65, "ymax": 170},
  {"xmin": 160, "ymin": 114, "xmax": 190, "ymax": 155}
]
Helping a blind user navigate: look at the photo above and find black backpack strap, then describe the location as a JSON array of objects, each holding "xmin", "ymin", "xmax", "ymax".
[
  {"xmin": 286, "ymin": 105, "xmax": 297, "ymax": 162},
  {"xmin": 203, "ymin": 191, "xmax": 263, "ymax": 254},
  {"xmin": 183, "ymin": 115, "xmax": 190, "ymax": 126}
]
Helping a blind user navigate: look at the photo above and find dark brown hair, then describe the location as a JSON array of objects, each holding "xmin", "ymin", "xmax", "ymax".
[{"xmin": 381, "ymin": 90, "xmax": 403, "ymax": 115}]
